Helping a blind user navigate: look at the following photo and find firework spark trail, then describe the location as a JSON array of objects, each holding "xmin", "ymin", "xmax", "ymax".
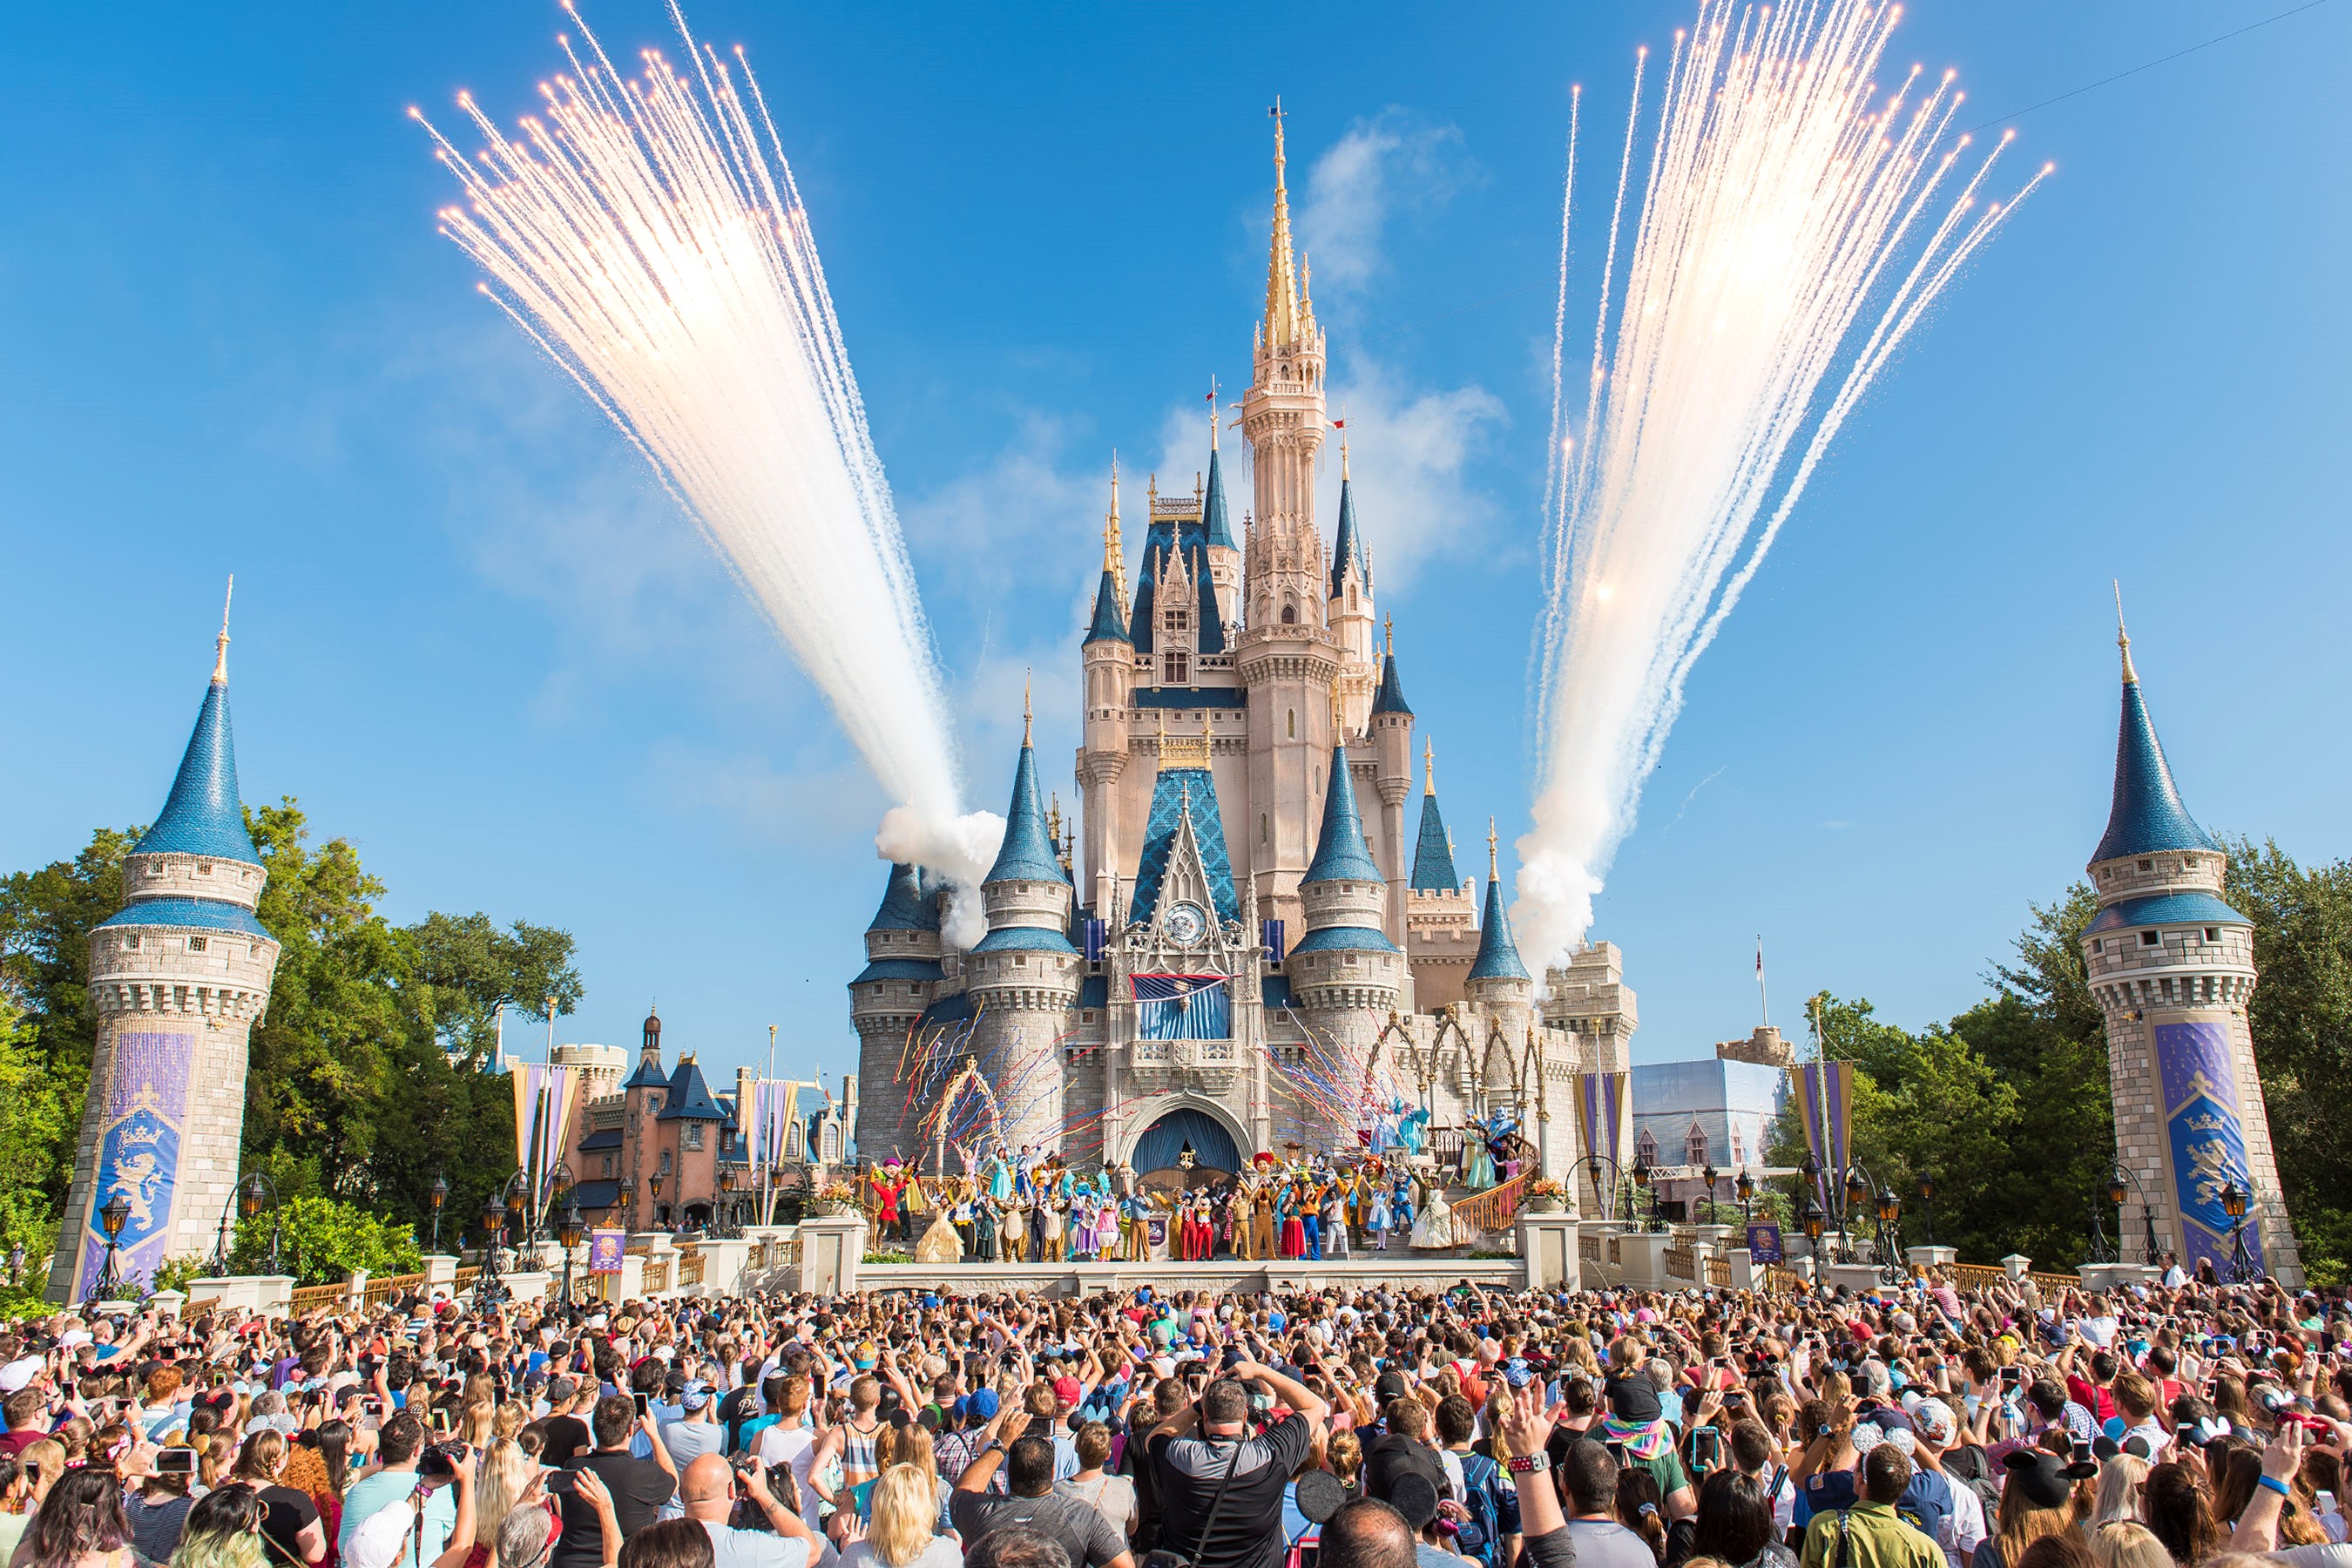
[
  {"xmin": 417, "ymin": 3, "xmax": 1004, "ymax": 916},
  {"xmin": 1517, "ymin": 0, "xmax": 2047, "ymax": 967}
]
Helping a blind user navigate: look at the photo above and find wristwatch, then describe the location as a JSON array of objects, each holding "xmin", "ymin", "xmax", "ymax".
[
  {"xmin": 983, "ymin": 1440, "xmax": 1006, "ymax": 1456},
  {"xmin": 1505, "ymin": 1453, "xmax": 1551, "ymax": 1475}
]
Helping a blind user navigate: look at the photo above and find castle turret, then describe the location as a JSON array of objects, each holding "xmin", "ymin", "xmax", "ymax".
[
  {"xmin": 1288, "ymin": 707, "xmax": 1401, "ymax": 1147},
  {"xmin": 1402, "ymin": 740, "xmax": 1478, "ymax": 1010},
  {"xmin": 53, "ymin": 592, "xmax": 283, "ymax": 1301},
  {"xmin": 1369, "ymin": 622, "xmax": 1414, "ymax": 950},
  {"xmin": 1080, "ymin": 463, "xmax": 1135, "ymax": 918},
  {"xmin": 1328, "ymin": 452, "xmax": 1379, "ymax": 730},
  {"xmin": 1464, "ymin": 821, "xmax": 1536, "ymax": 1061},
  {"xmin": 1200, "ymin": 416, "xmax": 1241, "ymax": 629},
  {"xmin": 848, "ymin": 862, "xmax": 945, "ymax": 1163},
  {"xmin": 967, "ymin": 703, "xmax": 1082, "ymax": 1154},
  {"xmin": 2081, "ymin": 608, "xmax": 2299, "ymax": 1281}
]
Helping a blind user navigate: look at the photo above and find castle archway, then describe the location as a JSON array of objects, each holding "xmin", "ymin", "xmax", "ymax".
[{"xmin": 1124, "ymin": 1096, "xmax": 1249, "ymax": 1189}]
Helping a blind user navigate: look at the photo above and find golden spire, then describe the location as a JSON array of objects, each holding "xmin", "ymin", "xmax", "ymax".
[
  {"xmin": 1266, "ymin": 100, "xmax": 1300, "ymax": 350},
  {"xmin": 213, "ymin": 574, "xmax": 233, "ymax": 683},
  {"xmin": 1383, "ymin": 615, "xmax": 1393, "ymax": 659},
  {"xmin": 1209, "ymin": 375, "xmax": 1220, "ymax": 451},
  {"xmin": 1328, "ymin": 669, "xmax": 1345, "ymax": 738},
  {"xmin": 1341, "ymin": 433, "xmax": 1349, "ymax": 481},
  {"xmin": 2113, "ymin": 579, "xmax": 2139, "ymax": 684},
  {"xmin": 1423, "ymin": 736, "xmax": 1436, "ymax": 796},
  {"xmin": 1103, "ymin": 452, "xmax": 1125, "ymax": 585},
  {"xmin": 1487, "ymin": 817, "xmax": 1501, "ymax": 879},
  {"xmin": 1022, "ymin": 668, "xmax": 1033, "ymax": 746}
]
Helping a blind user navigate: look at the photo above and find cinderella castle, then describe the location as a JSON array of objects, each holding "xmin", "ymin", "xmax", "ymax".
[{"xmin": 848, "ymin": 119, "xmax": 1638, "ymax": 1186}]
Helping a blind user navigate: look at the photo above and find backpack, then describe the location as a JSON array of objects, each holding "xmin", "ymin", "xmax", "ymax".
[
  {"xmin": 1940, "ymin": 1443, "xmax": 2003, "ymax": 1535},
  {"xmin": 1897, "ymin": 1468, "xmax": 1953, "ymax": 1551},
  {"xmin": 1456, "ymin": 1450, "xmax": 1515, "ymax": 1568}
]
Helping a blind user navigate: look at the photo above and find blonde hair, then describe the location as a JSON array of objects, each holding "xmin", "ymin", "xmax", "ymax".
[
  {"xmin": 2089, "ymin": 1523, "xmax": 2171, "ymax": 1568},
  {"xmin": 875, "ymin": 1423, "xmax": 935, "ymax": 1478},
  {"xmin": 866, "ymin": 1464, "xmax": 938, "ymax": 1568},
  {"xmin": 2092, "ymin": 1456, "xmax": 2149, "ymax": 1526},
  {"xmin": 474, "ymin": 1439, "xmax": 540, "ymax": 1548}
]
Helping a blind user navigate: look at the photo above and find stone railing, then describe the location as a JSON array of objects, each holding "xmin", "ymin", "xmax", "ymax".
[
  {"xmin": 1951, "ymin": 1262, "xmax": 2005, "ymax": 1292},
  {"xmin": 1707, "ymin": 1255, "xmax": 1733, "ymax": 1289},
  {"xmin": 1767, "ymin": 1266, "xmax": 1810, "ymax": 1294},
  {"xmin": 1580, "ymin": 1232, "xmax": 1602, "ymax": 1263},
  {"xmin": 1450, "ymin": 1173, "xmax": 1534, "ymax": 1245},
  {"xmin": 1664, "ymin": 1244, "xmax": 1697, "ymax": 1281},
  {"xmin": 362, "ymin": 1271, "xmax": 426, "ymax": 1308},
  {"xmin": 678, "ymin": 1252, "xmax": 706, "ymax": 1288},
  {"xmin": 287, "ymin": 1281, "xmax": 341, "ymax": 1314},
  {"xmin": 643, "ymin": 1258, "xmax": 672, "ymax": 1294}
]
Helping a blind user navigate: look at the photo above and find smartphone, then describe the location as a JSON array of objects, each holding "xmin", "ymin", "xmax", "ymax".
[
  {"xmin": 1692, "ymin": 1429, "xmax": 1723, "ymax": 1469},
  {"xmin": 364, "ymin": 1396, "xmax": 386, "ymax": 1416},
  {"xmin": 156, "ymin": 1448, "xmax": 199, "ymax": 1477},
  {"xmin": 431, "ymin": 1409, "xmax": 451, "ymax": 1434},
  {"xmin": 632, "ymin": 1391, "xmax": 651, "ymax": 1418},
  {"xmin": 1999, "ymin": 1367, "xmax": 2021, "ymax": 1390},
  {"xmin": 1605, "ymin": 1440, "xmax": 1628, "ymax": 1464}
]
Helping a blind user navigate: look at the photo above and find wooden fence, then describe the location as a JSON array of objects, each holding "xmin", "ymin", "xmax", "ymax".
[
  {"xmin": 362, "ymin": 1272, "xmax": 426, "ymax": 1308},
  {"xmin": 1449, "ymin": 1172, "xmax": 1534, "ymax": 1245},
  {"xmin": 287, "ymin": 1282, "xmax": 341, "ymax": 1314},
  {"xmin": 1664, "ymin": 1245, "xmax": 1697, "ymax": 1281}
]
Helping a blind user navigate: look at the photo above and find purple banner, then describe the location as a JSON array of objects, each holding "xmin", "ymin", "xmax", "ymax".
[
  {"xmin": 1789, "ymin": 1061, "xmax": 1854, "ymax": 1212},
  {"xmin": 587, "ymin": 1228, "xmax": 626, "ymax": 1274},
  {"xmin": 2154, "ymin": 1017, "xmax": 2263, "ymax": 1277},
  {"xmin": 77, "ymin": 1031, "xmax": 195, "ymax": 1300}
]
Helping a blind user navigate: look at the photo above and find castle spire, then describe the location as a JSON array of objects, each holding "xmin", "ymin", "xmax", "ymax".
[
  {"xmin": 1022, "ymin": 668, "xmax": 1032, "ymax": 746},
  {"xmin": 1467, "ymin": 817, "xmax": 1531, "ymax": 983},
  {"xmin": 1409, "ymin": 739, "xmax": 1459, "ymax": 891},
  {"xmin": 2092, "ymin": 613, "xmax": 2218, "ymax": 864},
  {"xmin": 1105, "ymin": 454, "xmax": 1124, "ymax": 582},
  {"xmin": 213, "ymin": 574, "xmax": 233, "ymax": 683},
  {"xmin": 136, "ymin": 595, "xmax": 261, "ymax": 864},
  {"xmin": 1423, "ymin": 736, "xmax": 1435, "ymax": 796},
  {"xmin": 1265, "ymin": 100, "xmax": 1301, "ymax": 350},
  {"xmin": 1209, "ymin": 376, "xmax": 1220, "ymax": 452}
]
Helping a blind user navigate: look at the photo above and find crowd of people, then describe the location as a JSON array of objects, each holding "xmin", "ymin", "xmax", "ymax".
[{"xmin": 0, "ymin": 1268, "xmax": 2347, "ymax": 1568}]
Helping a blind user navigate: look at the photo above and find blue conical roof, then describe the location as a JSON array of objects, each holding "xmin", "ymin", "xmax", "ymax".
[
  {"xmin": 1371, "ymin": 652, "xmax": 1411, "ymax": 716},
  {"xmin": 1467, "ymin": 869, "xmax": 1531, "ymax": 983},
  {"xmin": 134, "ymin": 676, "xmax": 260, "ymax": 863},
  {"xmin": 985, "ymin": 741, "xmax": 1068, "ymax": 885},
  {"xmin": 1329, "ymin": 476, "xmax": 1369, "ymax": 598},
  {"xmin": 1194, "ymin": 549, "xmax": 1227, "ymax": 654},
  {"xmin": 1085, "ymin": 568, "xmax": 1130, "ymax": 645},
  {"xmin": 1410, "ymin": 789, "xmax": 1458, "ymax": 892},
  {"xmin": 1202, "ymin": 449, "xmax": 1236, "ymax": 550},
  {"xmin": 658, "ymin": 1057, "xmax": 727, "ymax": 1121},
  {"xmin": 1303, "ymin": 745, "xmax": 1382, "ymax": 884},
  {"xmin": 867, "ymin": 862, "xmax": 938, "ymax": 933},
  {"xmin": 2094, "ymin": 672, "xmax": 2220, "ymax": 863}
]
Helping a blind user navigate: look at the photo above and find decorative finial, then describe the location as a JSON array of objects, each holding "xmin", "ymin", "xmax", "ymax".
[
  {"xmin": 2113, "ymin": 579, "xmax": 2139, "ymax": 684},
  {"xmin": 1423, "ymin": 736, "xmax": 1436, "ymax": 796},
  {"xmin": 1340, "ymin": 433, "xmax": 1349, "ymax": 481},
  {"xmin": 1487, "ymin": 818, "xmax": 1500, "ymax": 879},
  {"xmin": 1266, "ymin": 98, "xmax": 1300, "ymax": 349},
  {"xmin": 1383, "ymin": 615, "xmax": 1393, "ymax": 659},
  {"xmin": 1023, "ymin": 668, "xmax": 1033, "ymax": 745},
  {"xmin": 213, "ymin": 574, "xmax": 234, "ymax": 683},
  {"xmin": 1104, "ymin": 453, "xmax": 1125, "ymax": 583},
  {"xmin": 1328, "ymin": 670, "xmax": 1345, "ymax": 737},
  {"xmin": 1208, "ymin": 375, "xmax": 1220, "ymax": 451}
]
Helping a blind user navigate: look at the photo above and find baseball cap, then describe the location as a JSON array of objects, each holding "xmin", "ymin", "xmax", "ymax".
[
  {"xmin": 680, "ymin": 1380, "xmax": 713, "ymax": 1412},
  {"xmin": 0, "ymin": 1356, "xmax": 43, "ymax": 1394},
  {"xmin": 967, "ymin": 1389, "xmax": 1000, "ymax": 1421},
  {"xmin": 1051, "ymin": 1375, "xmax": 1082, "ymax": 1408}
]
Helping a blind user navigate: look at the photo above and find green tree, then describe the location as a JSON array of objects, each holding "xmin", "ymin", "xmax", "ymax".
[
  {"xmin": 0, "ymin": 992, "xmax": 70, "ymax": 1269},
  {"xmin": 232, "ymin": 1194, "xmax": 423, "ymax": 1286}
]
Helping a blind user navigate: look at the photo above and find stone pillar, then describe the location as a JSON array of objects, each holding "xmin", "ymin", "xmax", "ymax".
[
  {"xmin": 797, "ymin": 1214, "xmax": 868, "ymax": 1297},
  {"xmin": 1517, "ymin": 1213, "xmax": 1582, "ymax": 1290}
]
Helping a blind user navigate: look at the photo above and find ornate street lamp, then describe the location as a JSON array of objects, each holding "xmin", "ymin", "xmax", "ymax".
[
  {"xmin": 1700, "ymin": 1162, "xmax": 1720, "ymax": 1226},
  {"xmin": 428, "ymin": 1174, "xmax": 449, "ymax": 1254},
  {"xmin": 214, "ymin": 1170, "xmax": 284, "ymax": 1276},
  {"xmin": 2110, "ymin": 1165, "xmax": 2163, "ymax": 1266},
  {"xmin": 476, "ymin": 1192, "xmax": 510, "ymax": 1308},
  {"xmin": 716, "ymin": 1165, "xmax": 738, "ymax": 1238},
  {"xmin": 557, "ymin": 1202, "xmax": 585, "ymax": 1303},
  {"xmin": 2220, "ymin": 1182, "xmax": 2259, "ymax": 1283},
  {"xmin": 1631, "ymin": 1157, "xmax": 1661, "ymax": 1233},
  {"xmin": 648, "ymin": 1170, "xmax": 667, "ymax": 1230},
  {"xmin": 1735, "ymin": 1169, "xmax": 1755, "ymax": 1227},
  {"xmin": 91, "ymin": 1193, "xmax": 132, "ymax": 1301}
]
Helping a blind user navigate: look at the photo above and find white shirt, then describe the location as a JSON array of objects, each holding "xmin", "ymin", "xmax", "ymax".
[
  {"xmin": 1936, "ymin": 1464, "xmax": 1987, "ymax": 1568},
  {"xmin": 757, "ymin": 1423, "xmax": 825, "ymax": 1532},
  {"xmin": 348, "ymin": 1499, "xmax": 421, "ymax": 1568}
]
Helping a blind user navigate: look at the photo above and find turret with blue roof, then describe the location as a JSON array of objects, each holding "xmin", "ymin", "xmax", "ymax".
[
  {"xmin": 1465, "ymin": 821, "xmax": 1532, "ymax": 987},
  {"xmin": 973, "ymin": 685, "xmax": 1079, "ymax": 956},
  {"xmin": 1293, "ymin": 704, "xmax": 1399, "ymax": 957},
  {"xmin": 1409, "ymin": 740, "xmax": 1461, "ymax": 893}
]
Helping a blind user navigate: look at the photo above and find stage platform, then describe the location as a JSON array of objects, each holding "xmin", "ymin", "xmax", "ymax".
[{"xmin": 856, "ymin": 1255, "xmax": 1526, "ymax": 1297}]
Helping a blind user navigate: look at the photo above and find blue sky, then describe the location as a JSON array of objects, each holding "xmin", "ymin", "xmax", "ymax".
[{"xmin": 5, "ymin": 1, "xmax": 2346, "ymax": 1088}]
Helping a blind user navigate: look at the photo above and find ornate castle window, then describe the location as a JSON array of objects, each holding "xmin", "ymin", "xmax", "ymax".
[
  {"xmin": 1164, "ymin": 652, "xmax": 1189, "ymax": 684},
  {"xmin": 187, "ymin": 936, "xmax": 207, "ymax": 953}
]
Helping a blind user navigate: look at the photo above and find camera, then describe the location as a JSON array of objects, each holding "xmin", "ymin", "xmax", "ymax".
[{"xmin": 418, "ymin": 1443, "xmax": 467, "ymax": 1481}]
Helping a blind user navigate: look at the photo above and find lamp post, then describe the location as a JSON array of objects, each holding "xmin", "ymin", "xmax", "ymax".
[
  {"xmin": 2220, "ymin": 1181, "xmax": 2260, "ymax": 1284},
  {"xmin": 1632, "ymin": 1156, "xmax": 1661, "ymax": 1233},
  {"xmin": 428, "ymin": 1174, "xmax": 449, "ymax": 1254},
  {"xmin": 717, "ymin": 1166, "xmax": 738, "ymax": 1239},
  {"xmin": 2109, "ymin": 1165, "xmax": 2163, "ymax": 1266},
  {"xmin": 476, "ymin": 1192, "xmax": 510, "ymax": 1309},
  {"xmin": 1585, "ymin": 1153, "xmax": 1630, "ymax": 1228},
  {"xmin": 90, "ymin": 1193, "xmax": 132, "ymax": 1302},
  {"xmin": 557, "ymin": 1202, "xmax": 585, "ymax": 1303},
  {"xmin": 1700, "ymin": 1162, "xmax": 1720, "ymax": 1227},
  {"xmin": 1874, "ymin": 1185, "xmax": 1904, "ymax": 1284},
  {"xmin": 1797, "ymin": 1193, "xmax": 1825, "ymax": 1283},
  {"xmin": 1842, "ymin": 1165, "xmax": 1868, "ymax": 1264},
  {"xmin": 213, "ymin": 1170, "xmax": 281, "ymax": 1275},
  {"xmin": 648, "ymin": 1171, "xmax": 667, "ymax": 1231},
  {"xmin": 1916, "ymin": 1172, "xmax": 1936, "ymax": 1249},
  {"xmin": 618, "ymin": 1177, "xmax": 636, "ymax": 1234},
  {"xmin": 1735, "ymin": 1169, "xmax": 1755, "ymax": 1227}
]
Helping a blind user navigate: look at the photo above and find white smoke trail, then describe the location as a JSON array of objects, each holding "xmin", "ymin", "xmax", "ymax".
[
  {"xmin": 1517, "ymin": 0, "xmax": 2047, "ymax": 970},
  {"xmin": 418, "ymin": 3, "xmax": 1001, "ymax": 897}
]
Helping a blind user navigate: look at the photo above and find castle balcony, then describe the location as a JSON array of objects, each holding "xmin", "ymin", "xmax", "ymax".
[{"xmin": 1126, "ymin": 1036, "xmax": 1240, "ymax": 1097}]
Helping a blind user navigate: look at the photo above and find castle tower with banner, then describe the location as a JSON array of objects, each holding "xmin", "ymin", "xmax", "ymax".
[
  {"xmin": 849, "ymin": 118, "xmax": 1636, "ymax": 1193},
  {"xmin": 2081, "ymin": 613, "xmax": 2300, "ymax": 1283},
  {"xmin": 51, "ymin": 598, "xmax": 282, "ymax": 1301}
]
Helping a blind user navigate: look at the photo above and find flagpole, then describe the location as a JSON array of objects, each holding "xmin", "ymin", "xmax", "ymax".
[
  {"xmin": 763, "ymin": 1025, "xmax": 777, "ymax": 1227},
  {"xmin": 1755, "ymin": 936, "xmax": 1769, "ymax": 1030}
]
